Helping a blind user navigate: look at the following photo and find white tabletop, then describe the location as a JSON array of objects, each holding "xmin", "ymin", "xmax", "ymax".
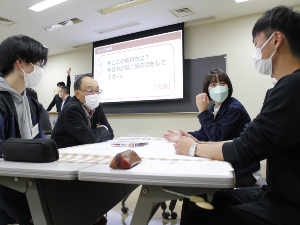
[
  {"xmin": 0, "ymin": 159, "xmax": 94, "ymax": 180},
  {"xmin": 79, "ymin": 163, "xmax": 235, "ymax": 188},
  {"xmin": 59, "ymin": 140, "xmax": 225, "ymax": 163},
  {"xmin": 76, "ymin": 140, "xmax": 235, "ymax": 188}
]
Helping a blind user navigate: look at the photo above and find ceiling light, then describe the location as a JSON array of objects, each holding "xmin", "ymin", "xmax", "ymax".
[
  {"xmin": 97, "ymin": 0, "xmax": 155, "ymax": 15},
  {"xmin": 170, "ymin": 7, "xmax": 197, "ymax": 18},
  {"xmin": 0, "ymin": 17, "xmax": 16, "ymax": 26},
  {"xmin": 235, "ymin": 0, "xmax": 249, "ymax": 3},
  {"xmin": 29, "ymin": 0, "xmax": 68, "ymax": 12},
  {"xmin": 43, "ymin": 18, "xmax": 82, "ymax": 32},
  {"xmin": 95, "ymin": 21, "xmax": 140, "ymax": 34}
]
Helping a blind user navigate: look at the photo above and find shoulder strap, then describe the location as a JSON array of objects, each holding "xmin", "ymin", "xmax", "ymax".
[
  {"xmin": 27, "ymin": 96, "xmax": 40, "ymax": 122},
  {"xmin": 0, "ymin": 91, "xmax": 18, "ymax": 122}
]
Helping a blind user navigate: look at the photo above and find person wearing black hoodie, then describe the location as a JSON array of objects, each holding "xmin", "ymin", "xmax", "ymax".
[{"xmin": 0, "ymin": 35, "xmax": 48, "ymax": 225}]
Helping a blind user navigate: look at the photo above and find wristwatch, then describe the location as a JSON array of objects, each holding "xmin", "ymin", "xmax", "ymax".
[{"xmin": 189, "ymin": 143, "xmax": 199, "ymax": 157}]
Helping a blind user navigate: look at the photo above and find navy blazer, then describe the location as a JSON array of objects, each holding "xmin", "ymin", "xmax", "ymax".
[{"xmin": 189, "ymin": 97, "xmax": 260, "ymax": 178}]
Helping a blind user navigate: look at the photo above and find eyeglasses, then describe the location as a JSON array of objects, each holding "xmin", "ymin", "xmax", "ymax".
[
  {"xmin": 33, "ymin": 60, "xmax": 45, "ymax": 68},
  {"xmin": 24, "ymin": 59, "xmax": 45, "ymax": 68},
  {"xmin": 80, "ymin": 89, "xmax": 102, "ymax": 95}
]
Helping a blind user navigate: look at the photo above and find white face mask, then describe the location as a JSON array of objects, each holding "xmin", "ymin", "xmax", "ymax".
[
  {"xmin": 20, "ymin": 63, "xmax": 44, "ymax": 87},
  {"xmin": 58, "ymin": 92, "xmax": 63, "ymax": 98},
  {"xmin": 253, "ymin": 33, "xmax": 276, "ymax": 75},
  {"xmin": 78, "ymin": 91, "xmax": 100, "ymax": 110},
  {"xmin": 271, "ymin": 77, "xmax": 277, "ymax": 87},
  {"xmin": 57, "ymin": 87, "xmax": 61, "ymax": 92}
]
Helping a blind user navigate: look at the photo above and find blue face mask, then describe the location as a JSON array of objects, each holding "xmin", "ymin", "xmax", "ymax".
[{"xmin": 209, "ymin": 86, "xmax": 229, "ymax": 103}]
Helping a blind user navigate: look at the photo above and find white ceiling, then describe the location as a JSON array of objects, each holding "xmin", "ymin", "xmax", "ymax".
[{"xmin": 1, "ymin": 0, "xmax": 300, "ymax": 56}]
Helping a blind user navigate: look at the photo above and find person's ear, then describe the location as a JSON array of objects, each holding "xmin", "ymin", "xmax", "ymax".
[
  {"xmin": 15, "ymin": 59, "xmax": 22, "ymax": 67},
  {"xmin": 274, "ymin": 31, "xmax": 283, "ymax": 50},
  {"xmin": 74, "ymin": 90, "xmax": 80, "ymax": 98}
]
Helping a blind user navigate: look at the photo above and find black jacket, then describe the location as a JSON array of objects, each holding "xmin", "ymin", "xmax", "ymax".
[
  {"xmin": 57, "ymin": 95, "xmax": 71, "ymax": 115},
  {"xmin": 46, "ymin": 76, "xmax": 71, "ymax": 112},
  {"xmin": 46, "ymin": 94, "xmax": 60, "ymax": 112},
  {"xmin": 223, "ymin": 69, "xmax": 300, "ymax": 206},
  {"xmin": 0, "ymin": 91, "xmax": 45, "ymax": 155},
  {"xmin": 51, "ymin": 96, "xmax": 113, "ymax": 148},
  {"xmin": 37, "ymin": 102, "xmax": 52, "ymax": 131}
]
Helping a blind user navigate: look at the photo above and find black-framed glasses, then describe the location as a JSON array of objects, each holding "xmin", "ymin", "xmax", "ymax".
[
  {"xmin": 39, "ymin": 60, "xmax": 45, "ymax": 68},
  {"xmin": 24, "ymin": 59, "xmax": 45, "ymax": 68},
  {"xmin": 80, "ymin": 89, "xmax": 102, "ymax": 95},
  {"xmin": 33, "ymin": 60, "xmax": 45, "ymax": 68}
]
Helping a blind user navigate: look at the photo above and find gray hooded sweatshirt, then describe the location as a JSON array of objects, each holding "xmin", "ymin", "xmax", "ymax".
[{"xmin": 0, "ymin": 77, "xmax": 33, "ymax": 139}]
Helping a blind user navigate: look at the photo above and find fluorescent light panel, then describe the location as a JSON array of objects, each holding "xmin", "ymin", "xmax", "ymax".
[
  {"xmin": 97, "ymin": 0, "xmax": 154, "ymax": 15},
  {"xmin": 95, "ymin": 21, "xmax": 140, "ymax": 34},
  {"xmin": 0, "ymin": 17, "xmax": 16, "ymax": 26},
  {"xmin": 29, "ymin": 0, "xmax": 68, "ymax": 12},
  {"xmin": 235, "ymin": 0, "xmax": 249, "ymax": 2},
  {"xmin": 43, "ymin": 18, "xmax": 82, "ymax": 32}
]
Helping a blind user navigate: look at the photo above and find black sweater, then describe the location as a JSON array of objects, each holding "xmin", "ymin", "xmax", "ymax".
[
  {"xmin": 223, "ymin": 69, "xmax": 300, "ymax": 206},
  {"xmin": 51, "ymin": 96, "xmax": 114, "ymax": 148}
]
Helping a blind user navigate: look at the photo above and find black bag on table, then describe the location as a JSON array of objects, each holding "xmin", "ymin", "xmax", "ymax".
[{"xmin": 1, "ymin": 137, "xmax": 59, "ymax": 162}]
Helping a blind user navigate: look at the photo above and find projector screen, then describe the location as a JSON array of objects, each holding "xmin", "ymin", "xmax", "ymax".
[{"xmin": 93, "ymin": 24, "xmax": 184, "ymax": 103}]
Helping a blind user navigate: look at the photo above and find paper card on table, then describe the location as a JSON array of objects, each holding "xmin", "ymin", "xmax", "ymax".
[{"xmin": 111, "ymin": 141, "xmax": 148, "ymax": 147}]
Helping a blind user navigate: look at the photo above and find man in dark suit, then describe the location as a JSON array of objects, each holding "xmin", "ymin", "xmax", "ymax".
[
  {"xmin": 51, "ymin": 74, "xmax": 113, "ymax": 148},
  {"xmin": 57, "ymin": 86, "xmax": 71, "ymax": 115},
  {"xmin": 46, "ymin": 68, "xmax": 71, "ymax": 112}
]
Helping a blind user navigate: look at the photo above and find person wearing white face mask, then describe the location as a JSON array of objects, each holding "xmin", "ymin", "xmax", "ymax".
[
  {"xmin": 0, "ymin": 35, "xmax": 48, "ymax": 225},
  {"xmin": 51, "ymin": 74, "xmax": 113, "ymax": 149},
  {"xmin": 57, "ymin": 86, "xmax": 71, "ymax": 116},
  {"xmin": 174, "ymin": 6, "xmax": 300, "ymax": 225},
  {"xmin": 163, "ymin": 69, "xmax": 260, "ymax": 189},
  {"xmin": 50, "ymin": 75, "xmax": 134, "ymax": 225},
  {"xmin": 46, "ymin": 67, "xmax": 71, "ymax": 112}
]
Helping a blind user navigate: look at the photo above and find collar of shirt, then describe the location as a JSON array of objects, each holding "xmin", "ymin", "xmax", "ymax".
[
  {"xmin": 62, "ymin": 95, "xmax": 69, "ymax": 101},
  {"xmin": 81, "ymin": 105, "xmax": 95, "ymax": 120}
]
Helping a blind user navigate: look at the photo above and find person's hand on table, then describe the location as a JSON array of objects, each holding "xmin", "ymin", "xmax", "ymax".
[
  {"xmin": 174, "ymin": 136, "xmax": 197, "ymax": 155},
  {"xmin": 178, "ymin": 128, "xmax": 199, "ymax": 143},
  {"xmin": 196, "ymin": 93, "xmax": 210, "ymax": 113},
  {"xmin": 162, "ymin": 130, "xmax": 181, "ymax": 142}
]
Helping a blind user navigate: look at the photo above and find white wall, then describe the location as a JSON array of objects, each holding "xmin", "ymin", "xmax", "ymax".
[
  {"xmin": 36, "ymin": 6, "xmax": 300, "ymax": 138},
  {"xmin": 34, "ymin": 47, "xmax": 93, "ymax": 107}
]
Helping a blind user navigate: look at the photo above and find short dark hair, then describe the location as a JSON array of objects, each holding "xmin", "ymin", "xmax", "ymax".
[
  {"xmin": 26, "ymin": 87, "xmax": 38, "ymax": 101},
  {"xmin": 74, "ymin": 74, "xmax": 93, "ymax": 91},
  {"xmin": 60, "ymin": 86, "xmax": 70, "ymax": 94},
  {"xmin": 203, "ymin": 69, "xmax": 233, "ymax": 100},
  {"xmin": 57, "ymin": 82, "xmax": 65, "ymax": 86},
  {"xmin": 0, "ymin": 35, "xmax": 48, "ymax": 76},
  {"xmin": 252, "ymin": 6, "xmax": 300, "ymax": 57}
]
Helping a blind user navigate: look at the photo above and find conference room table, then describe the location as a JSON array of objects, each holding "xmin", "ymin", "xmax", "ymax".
[{"xmin": 0, "ymin": 139, "xmax": 235, "ymax": 225}]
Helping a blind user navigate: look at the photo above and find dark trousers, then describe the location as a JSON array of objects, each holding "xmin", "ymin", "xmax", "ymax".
[
  {"xmin": 235, "ymin": 174, "xmax": 257, "ymax": 187},
  {"xmin": 181, "ymin": 187, "xmax": 300, "ymax": 225},
  {"xmin": 0, "ymin": 186, "xmax": 31, "ymax": 225}
]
